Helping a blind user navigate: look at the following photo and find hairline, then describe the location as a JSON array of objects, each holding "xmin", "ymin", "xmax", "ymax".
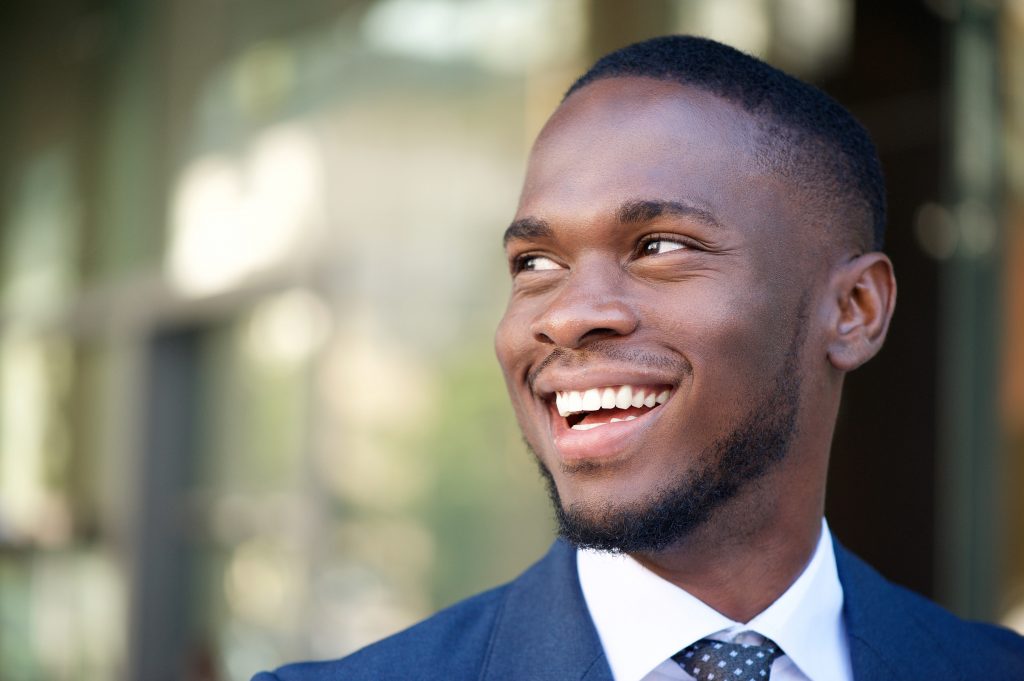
[{"xmin": 562, "ymin": 73, "xmax": 875, "ymax": 254}]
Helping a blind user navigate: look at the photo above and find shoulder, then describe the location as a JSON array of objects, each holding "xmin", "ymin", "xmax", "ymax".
[
  {"xmin": 254, "ymin": 583, "xmax": 512, "ymax": 681},
  {"xmin": 889, "ymin": 579, "xmax": 1024, "ymax": 664},
  {"xmin": 252, "ymin": 540, "xmax": 592, "ymax": 681},
  {"xmin": 835, "ymin": 539, "xmax": 1024, "ymax": 678}
]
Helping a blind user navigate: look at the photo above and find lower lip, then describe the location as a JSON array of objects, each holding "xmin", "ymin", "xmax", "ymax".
[{"xmin": 549, "ymin": 402, "xmax": 664, "ymax": 463}]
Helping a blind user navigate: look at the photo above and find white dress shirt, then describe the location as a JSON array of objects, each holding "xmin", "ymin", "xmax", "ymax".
[{"xmin": 577, "ymin": 518, "xmax": 852, "ymax": 681}]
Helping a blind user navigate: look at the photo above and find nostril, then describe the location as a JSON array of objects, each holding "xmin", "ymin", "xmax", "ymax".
[
  {"xmin": 530, "ymin": 292, "xmax": 639, "ymax": 348},
  {"xmin": 533, "ymin": 324, "xmax": 634, "ymax": 348},
  {"xmin": 580, "ymin": 328, "xmax": 622, "ymax": 343},
  {"xmin": 532, "ymin": 329, "xmax": 556, "ymax": 345}
]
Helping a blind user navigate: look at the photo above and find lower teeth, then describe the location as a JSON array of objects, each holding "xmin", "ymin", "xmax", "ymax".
[{"xmin": 570, "ymin": 415, "xmax": 638, "ymax": 431}]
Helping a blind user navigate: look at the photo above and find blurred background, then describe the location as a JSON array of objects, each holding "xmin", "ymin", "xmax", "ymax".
[{"xmin": 0, "ymin": 0, "xmax": 1023, "ymax": 679}]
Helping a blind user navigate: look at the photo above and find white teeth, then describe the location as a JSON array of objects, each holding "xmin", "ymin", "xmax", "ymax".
[
  {"xmin": 571, "ymin": 422, "xmax": 605, "ymax": 431},
  {"xmin": 601, "ymin": 387, "xmax": 616, "ymax": 409},
  {"xmin": 624, "ymin": 415, "xmax": 637, "ymax": 421},
  {"xmin": 554, "ymin": 385, "xmax": 671, "ymax": 416}
]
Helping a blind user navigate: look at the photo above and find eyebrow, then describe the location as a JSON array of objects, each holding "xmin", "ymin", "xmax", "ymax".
[
  {"xmin": 617, "ymin": 198, "xmax": 723, "ymax": 229},
  {"xmin": 502, "ymin": 198, "xmax": 722, "ymax": 246},
  {"xmin": 503, "ymin": 216, "xmax": 552, "ymax": 246}
]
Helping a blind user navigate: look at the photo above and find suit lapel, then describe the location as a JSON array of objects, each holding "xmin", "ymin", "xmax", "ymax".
[
  {"xmin": 485, "ymin": 534, "xmax": 963, "ymax": 681},
  {"xmin": 481, "ymin": 540, "xmax": 614, "ymax": 681},
  {"xmin": 834, "ymin": 538, "xmax": 965, "ymax": 681}
]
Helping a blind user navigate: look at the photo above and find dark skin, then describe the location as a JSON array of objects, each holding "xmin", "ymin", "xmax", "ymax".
[{"xmin": 494, "ymin": 77, "xmax": 896, "ymax": 623}]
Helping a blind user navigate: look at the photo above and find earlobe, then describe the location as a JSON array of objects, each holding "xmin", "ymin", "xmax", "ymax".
[{"xmin": 826, "ymin": 253, "xmax": 897, "ymax": 372}]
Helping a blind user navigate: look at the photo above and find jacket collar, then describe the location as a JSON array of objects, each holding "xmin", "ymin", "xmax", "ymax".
[
  {"xmin": 482, "ymin": 536, "xmax": 960, "ymax": 681},
  {"xmin": 482, "ymin": 539, "xmax": 613, "ymax": 681}
]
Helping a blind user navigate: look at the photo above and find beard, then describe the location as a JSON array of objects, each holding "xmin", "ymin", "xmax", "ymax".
[{"xmin": 532, "ymin": 319, "xmax": 805, "ymax": 555}]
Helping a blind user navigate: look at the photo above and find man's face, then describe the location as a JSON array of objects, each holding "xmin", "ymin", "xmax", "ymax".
[{"xmin": 495, "ymin": 77, "xmax": 819, "ymax": 551}]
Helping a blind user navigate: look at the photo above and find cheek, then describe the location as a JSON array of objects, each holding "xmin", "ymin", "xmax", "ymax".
[
  {"xmin": 705, "ymin": 302, "xmax": 780, "ymax": 369},
  {"xmin": 494, "ymin": 307, "xmax": 520, "ymax": 375},
  {"xmin": 656, "ymin": 285, "xmax": 791, "ymax": 395},
  {"xmin": 494, "ymin": 299, "xmax": 539, "ymax": 384}
]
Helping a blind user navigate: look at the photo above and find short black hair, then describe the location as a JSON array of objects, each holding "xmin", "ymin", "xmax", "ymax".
[{"xmin": 566, "ymin": 35, "xmax": 886, "ymax": 251}]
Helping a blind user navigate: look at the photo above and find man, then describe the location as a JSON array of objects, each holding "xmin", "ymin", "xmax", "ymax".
[{"xmin": 254, "ymin": 36, "xmax": 1024, "ymax": 681}]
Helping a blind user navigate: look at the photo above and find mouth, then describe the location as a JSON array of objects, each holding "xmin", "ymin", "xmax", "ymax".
[
  {"xmin": 544, "ymin": 384, "xmax": 674, "ymax": 462},
  {"xmin": 555, "ymin": 384, "xmax": 671, "ymax": 429}
]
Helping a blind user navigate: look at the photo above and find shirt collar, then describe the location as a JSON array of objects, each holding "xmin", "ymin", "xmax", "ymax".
[{"xmin": 577, "ymin": 518, "xmax": 850, "ymax": 681}]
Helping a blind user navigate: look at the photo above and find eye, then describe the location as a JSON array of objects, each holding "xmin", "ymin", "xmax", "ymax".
[
  {"xmin": 513, "ymin": 254, "xmax": 564, "ymax": 273},
  {"xmin": 640, "ymin": 238, "xmax": 689, "ymax": 256}
]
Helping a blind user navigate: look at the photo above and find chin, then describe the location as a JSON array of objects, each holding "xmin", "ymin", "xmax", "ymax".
[
  {"xmin": 536, "ymin": 452, "xmax": 715, "ymax": 553},
  {"xmin": 530, "ymin": 359, "xmax": 802, "ymax": 553}
]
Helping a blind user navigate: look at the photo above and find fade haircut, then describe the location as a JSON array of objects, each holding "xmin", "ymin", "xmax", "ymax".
[{"xmin": 565, "ymin": 35, "xmax": 886, "ymax": 252}]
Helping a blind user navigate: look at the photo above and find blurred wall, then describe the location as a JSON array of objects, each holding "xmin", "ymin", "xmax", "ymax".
[{"xmin": 1, "ymin": 1, "xmax": 1022, "ymax": 680}]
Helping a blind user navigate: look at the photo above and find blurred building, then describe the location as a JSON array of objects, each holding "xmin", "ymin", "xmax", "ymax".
[{"xmin": 0, "ymin": 1, "xmax": 1022, "ymax": 679}]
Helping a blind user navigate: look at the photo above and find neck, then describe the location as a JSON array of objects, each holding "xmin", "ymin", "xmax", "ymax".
[
  {"xmin": 629, "ymin": 376, "xmax": 842, "ymax": 622},
  {"xmin": 628, "ymin": 492, "xmax": 824, "ymax": 623}
]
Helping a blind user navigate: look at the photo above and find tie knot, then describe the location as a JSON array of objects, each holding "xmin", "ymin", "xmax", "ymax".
[{"xmin": 673, "ymin": 638, "xmax": 784, "ymax": 681}]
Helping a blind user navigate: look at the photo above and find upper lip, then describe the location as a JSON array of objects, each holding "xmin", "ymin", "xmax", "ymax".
[{"xmin": 532, "ymin": 367, "xmax": 681, "ymax": 399}]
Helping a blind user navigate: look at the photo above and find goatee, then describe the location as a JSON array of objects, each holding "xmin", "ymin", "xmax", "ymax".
[{"xmin": 532, "ymin": 320, "xmax": 804, "ymax": 554}]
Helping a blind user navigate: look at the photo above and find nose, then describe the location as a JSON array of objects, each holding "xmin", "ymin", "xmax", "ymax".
[{"xmin": 529, "ymin": 262, "xmax": 639, "ymax": 348}]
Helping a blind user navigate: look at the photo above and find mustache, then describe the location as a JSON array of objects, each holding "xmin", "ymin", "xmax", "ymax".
[{"xmin": 526, "ymin": 341, "xmax": 692, "ymax": 392}]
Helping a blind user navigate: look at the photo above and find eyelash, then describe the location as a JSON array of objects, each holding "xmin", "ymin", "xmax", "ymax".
[
  {"xmin": 635, "ymin": 234, "xmax": 699, "ymax": 257},
  {"xmin": 510, "ymin": 234, "xmax": 699, "ymax": 274},
  {"xmin": 511, "ymin": 253, "xmax": 554, "ymax": 274}
]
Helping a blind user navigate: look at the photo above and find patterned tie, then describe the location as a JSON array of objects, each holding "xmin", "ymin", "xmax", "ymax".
[{"xmin": 672, "ymin": 638, "xmax": 784, "ymax": 681}]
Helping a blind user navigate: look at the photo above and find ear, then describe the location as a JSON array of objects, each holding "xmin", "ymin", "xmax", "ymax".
[{"xmin": 826, "ymin": 252, "xmax": 897, "ymax": 372}]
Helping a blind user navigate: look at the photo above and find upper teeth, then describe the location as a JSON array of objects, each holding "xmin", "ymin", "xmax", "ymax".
[{"xmin": 554, "ymin": 386, "xmax": 670, "ymax": 418}]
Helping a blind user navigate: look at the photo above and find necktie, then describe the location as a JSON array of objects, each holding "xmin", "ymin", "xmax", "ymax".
[{"xmin": 672, "ymin": 638, "xmax": 784, "ymax": 681}]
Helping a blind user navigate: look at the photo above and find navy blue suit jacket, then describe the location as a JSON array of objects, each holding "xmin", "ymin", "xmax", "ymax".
[{"xmin": 254, "ymin": 537, "xmax": 1024, "ymax": 680}]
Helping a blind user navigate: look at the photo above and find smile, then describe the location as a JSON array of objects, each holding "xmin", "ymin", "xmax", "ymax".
[{"xmin": 554, "ymin": 384, "xmax": 672, "ymax": 430}]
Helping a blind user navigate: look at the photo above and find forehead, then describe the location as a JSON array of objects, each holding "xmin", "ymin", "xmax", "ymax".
[{"xmin": 516, "ymin": 77, "xmax": 784, "ymax": 234}]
